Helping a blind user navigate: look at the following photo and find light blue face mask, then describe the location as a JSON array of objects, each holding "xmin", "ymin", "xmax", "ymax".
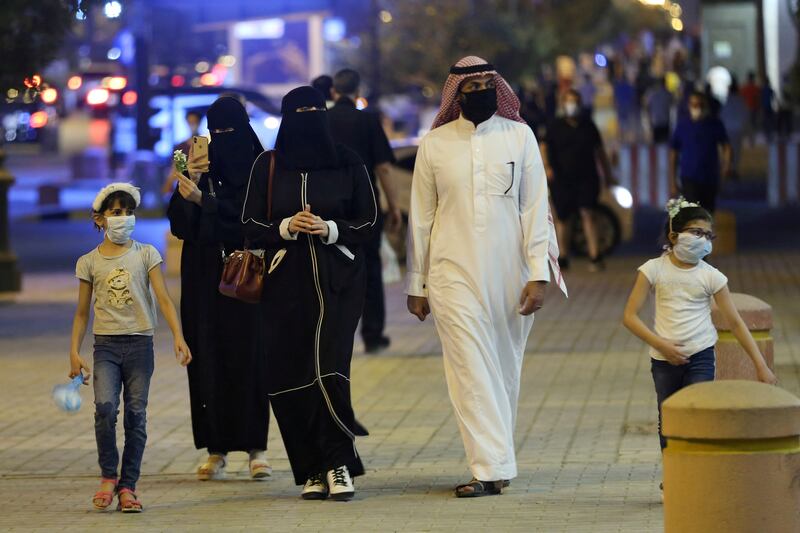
[
  {"xmin": 673, "ymin": 232, "xmax": 712, "ymax": 264},
  {"xmin": 106, "ymin": 215, "xmax": 135, "ymax": 244}
]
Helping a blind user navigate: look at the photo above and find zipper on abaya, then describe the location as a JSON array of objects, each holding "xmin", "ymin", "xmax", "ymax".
[{"xmin": 301, "ymin": 172, "xmax": 357, "ymax": 442}]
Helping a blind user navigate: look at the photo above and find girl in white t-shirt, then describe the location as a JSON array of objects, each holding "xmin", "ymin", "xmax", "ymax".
[{"xmin": 623, "ymin": 198, "xmax": 776, "ymax": 453}]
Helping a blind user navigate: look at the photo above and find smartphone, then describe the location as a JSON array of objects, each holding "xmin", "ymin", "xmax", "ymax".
[{"xmin": 192, "ymin": 135, "xmax": 209, "ymax": 164}]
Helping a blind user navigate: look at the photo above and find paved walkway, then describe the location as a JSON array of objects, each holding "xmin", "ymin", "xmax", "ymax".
[{"xmin": 1, "ymin": 243, "xmax": 799, "ymax": 532}]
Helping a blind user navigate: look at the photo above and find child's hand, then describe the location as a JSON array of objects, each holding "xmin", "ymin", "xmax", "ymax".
[
  {"xmin": 174, "ymin": 337, "xmax": 192, "ymax": 366},
  {"xmin": 69, "ymin": 353, "xmax": 91, "ymax": 384},
  {"xmin": 657, "ymin": 340, "xmax": 689, "ymax": 366},
  {"xmin": 757, "ymin": 365, "xmax": 778, "ymax": 385}
]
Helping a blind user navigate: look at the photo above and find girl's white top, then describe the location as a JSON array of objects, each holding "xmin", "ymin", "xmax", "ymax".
[{"xmin": 638, "ymin": 254, "xmax": 728, "ymax": 360}]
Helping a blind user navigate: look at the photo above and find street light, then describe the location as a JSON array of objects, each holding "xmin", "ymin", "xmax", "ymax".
[{"xmin": 104, "ymin": 1, "xmax": 122, "ymax": 19}]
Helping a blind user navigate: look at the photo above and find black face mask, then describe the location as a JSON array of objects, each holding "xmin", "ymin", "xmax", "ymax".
[{"xmin": 459, "ymin": 88, "xmax": 497, "ymax": 125}]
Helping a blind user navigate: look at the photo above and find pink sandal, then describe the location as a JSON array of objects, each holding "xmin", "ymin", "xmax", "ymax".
[
  {"xmin": 117, "ymin": 488, "xmax": 143, "ymax": 513},
  {"xmin": 92, "ymin": 477, "xmax": 117, "ymax": 510}
]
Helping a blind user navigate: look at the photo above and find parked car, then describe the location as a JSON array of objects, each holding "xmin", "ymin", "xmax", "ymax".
[{"xmin": 381, "ymin": 139, "xmax": 633, "ymax": 262}]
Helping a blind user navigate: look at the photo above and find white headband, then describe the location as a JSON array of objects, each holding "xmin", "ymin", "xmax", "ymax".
[{"xmin": 92, "ymin": 182, "xmax": 141, "ymax": 212}]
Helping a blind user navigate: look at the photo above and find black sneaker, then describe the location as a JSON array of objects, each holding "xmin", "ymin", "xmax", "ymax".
[
  {"xmin": 301, "ymin": 473, "xmax": 328, "ymax": 500},
  {"xmin": 364, "ymin": 336, "xmax": 390, "ymax": 354},
  {"xmin": 327, "ymin": 465, "xmax": 354, "ymax": 501}
]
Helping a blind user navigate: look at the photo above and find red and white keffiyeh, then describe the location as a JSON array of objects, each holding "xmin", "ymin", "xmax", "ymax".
[
  {"xmin": 432, "ymin": 55, "xmax": 567, "ymax": 297},
  {"xmin": 431, "ymin": 56, "xmax": 525, "ymax": 129}
]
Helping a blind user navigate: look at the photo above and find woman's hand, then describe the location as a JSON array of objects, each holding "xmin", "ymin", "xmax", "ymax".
[
  {"xmin": 187, "ymin": 144, "xmax": 209, "ymax": 182},
  {"xmin": 289, "ymin": 204, "xmax": 329, "ymax": 237},
  {"xmin": 177, "ymin": 174, "xmax": 202, "ymax": 206},
  {"xmin": 289, "ymin": 205, "xmax": 316, "ymax": 234},
  {"xmin": 657, "ymin": 339, "xmax": 689, "ymax": 366},
  {"xmin": 174, "ymin": 336, "xmax": 192, "ymax": 367}
]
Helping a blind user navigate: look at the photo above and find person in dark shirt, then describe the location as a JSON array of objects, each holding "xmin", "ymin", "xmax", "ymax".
[
  {"xmin": 669, "ymin": 91, "xmax": 731, "ymax": 212},
  {"xmin": 327, "ymin": 68, "xmax": 400, "ymax": 353},
  {"xmin": 541, "ymin": 89, "xmax": 614, "ymax": 272}
]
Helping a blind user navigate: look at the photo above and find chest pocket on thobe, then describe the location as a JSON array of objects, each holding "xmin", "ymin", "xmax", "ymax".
[{"xmin": 486, "ymin": 161, "xmax": 518, "ymax": 198}]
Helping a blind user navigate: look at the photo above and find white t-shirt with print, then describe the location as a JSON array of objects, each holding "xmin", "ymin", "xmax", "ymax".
[
  {"xmin": 76, "ymin": 241, "xmax": 163, "ymax": 336},
  {"xmin": 638, "ymin": 254, "xmax": 728, "ymax": 361}
]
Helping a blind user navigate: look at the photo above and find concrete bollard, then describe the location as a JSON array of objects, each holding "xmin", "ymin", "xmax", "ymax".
[
  {"xmin": 711, "ymin": 293, "xmax": 775, "ymax": 380},
  {"xmin": 662, "ymin": 380, "xmax": 800, "ymax": 533},
  {"xmin": 713, "ymin": 209, "xmax": 736, "ymax": 255}
]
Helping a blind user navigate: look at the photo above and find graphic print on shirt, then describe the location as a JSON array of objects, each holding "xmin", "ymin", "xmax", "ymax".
[{"xmin": 105, "ymin": 267, "xmax": 134, "ymax": 309}]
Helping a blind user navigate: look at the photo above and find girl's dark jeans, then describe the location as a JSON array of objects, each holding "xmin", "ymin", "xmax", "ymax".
[
  {"xmin": 651, "ymin": 346, "xmax": 715, "ymax": 450},
  {"xmin": 93, "ymin": 335, "xmax": 154, "ymax": 491}
]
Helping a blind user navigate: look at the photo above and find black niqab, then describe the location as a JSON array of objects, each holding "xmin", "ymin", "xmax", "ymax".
[
  {"xmin": 275, "ymin": 86, "xmax": 339, "ymax": 170},
  {"xmin": 206, "ymin": 96, "xmax": 263, "ymax": 189}
]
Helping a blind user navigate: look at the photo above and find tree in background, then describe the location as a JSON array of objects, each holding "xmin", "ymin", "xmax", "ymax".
[
  {"xmin": 0, "ymin": 0, "xmax": 97, "ymax": 95},
  {"xmin": 340, "ymin": 0, "xmax": 670, "ymax": 95}
]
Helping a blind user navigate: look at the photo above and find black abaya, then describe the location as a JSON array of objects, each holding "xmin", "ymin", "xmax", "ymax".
[
  {"xmin": 167, "ymin": 96, "xmax": 269, "ymax": 454},
  {"xmin": 242, "ymin": 146, "xmax": 376, "ymax": 484}
]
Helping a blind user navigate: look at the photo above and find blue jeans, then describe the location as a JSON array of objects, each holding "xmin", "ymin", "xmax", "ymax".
[
  {"xmin": 93, "ymin": 335, "xmax": 154, "ymax": 491},
  {"xmin": 651, "ymin": 346, "xmax": 716, "ymax": 450}
]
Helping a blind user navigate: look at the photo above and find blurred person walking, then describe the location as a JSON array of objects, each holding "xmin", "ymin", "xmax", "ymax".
[
  {"xmin": 327, "ymin": 68, "xmax": 400, "ymax": 354},
  {"xmin": 645, "ymin": 77, "xmax": 673, "ymax": 144},
  {"xmin": 720, "ymin": 77, "xmax": 748, "ymax": 179},
  {"xmin": 162, "ymin": 110, "xmax": 203, "ymax": 194},
  {"xmin": 541, "ymin": 89, "xmax": 616, "ymax": 272},
  {"xmin": 406, "ymin": 56, "xmax": 567, "ymax": 498},
  {"xmin": 740, "ymin": 72, "xmax": 760, "ymax": 144},
  {"xmin": 311, "ymin": 74, "xmax": 335, "ymax": 108},
  {"xmin": 669, "ymin": 92, "xmax": 731, "ymax": 212}
]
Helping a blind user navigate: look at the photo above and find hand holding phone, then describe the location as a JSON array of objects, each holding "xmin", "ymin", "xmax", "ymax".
[{"xmin": 188, "ymin": 136, "xmax": 210, "ymax": 180}]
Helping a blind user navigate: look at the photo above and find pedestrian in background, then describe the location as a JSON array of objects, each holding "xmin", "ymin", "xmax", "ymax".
[
  {"xmin": 162, "ymin": 110, "xmax": 203, "ymax": 194},
  {"xmin": 645, "ymin": 77, "xmax": 673, "ymax": 144},
  {"xmin": 328, "ymin": 68, "xmax": 400, "ymax": 354},
  {"xmin": 542, "ymin": 89, "xmax": 615, "ymax": 272},
  {"xmin": 406, "ymin": 56, "xmax": 567, "ymax": 498},
  {"xmin": 669, "ymin": 91, "xmax": 731, "ymax": 212},
  {"xmin": 311, "ymin": 74, "xmax": 335, "ymax": 108},
  {"xmin": 720, "ymin": 77, "xmax": 748, "ymax": 179},
  {"xmin": 70, "ymin": 183, "xmax": 192, "ymax": 512},
  {"xmin": 623, "ymin": 199, "xmax": 776, "ymax": 496},
  {"xmin": 740, "ymin": 72, "xmax": 760, "ymax": 144}
]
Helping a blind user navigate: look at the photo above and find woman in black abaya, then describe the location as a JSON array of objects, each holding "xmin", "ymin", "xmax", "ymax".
[
  {"xmin": 167, "ymin": 96, "xmax": 271, "ymax": 480},
  {"xmin": 242, "ymin": 86, "xmax": 376, "ymax": 501}
]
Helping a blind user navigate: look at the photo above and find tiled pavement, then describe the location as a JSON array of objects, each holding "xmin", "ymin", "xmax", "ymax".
[{"xmin": 1, "ymin": 245, "xmax": 799, "ymax": 532}]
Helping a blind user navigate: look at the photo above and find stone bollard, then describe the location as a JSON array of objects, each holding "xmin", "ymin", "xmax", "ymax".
[
  {"xmin": 711, "ymin": 293, "xmax": 775, "ymax": 380},
  {"xmin": 662, "ymin": 380, "xmax": 800, "ymax": 533},
  {"xmin": 713, "ymin": 209, "xmax": 736, "ymax": 255}
]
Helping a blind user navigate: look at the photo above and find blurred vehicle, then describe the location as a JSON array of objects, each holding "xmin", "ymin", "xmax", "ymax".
[
  {"xmin": 1, "ymin": 101, "xmax": 58, "ymax": 145},
  {"xmin": 382, "ymin": 139, "xmax": 633, "ymax": 262}
]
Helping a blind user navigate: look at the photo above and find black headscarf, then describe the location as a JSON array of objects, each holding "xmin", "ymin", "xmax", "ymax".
[
  {"xmin": 275, "ymin": 86, "xmax": 339, "ymax": 170},
  {"xmin": 206, "ymin": 96, "xmax": 263, "ymax": 190}
]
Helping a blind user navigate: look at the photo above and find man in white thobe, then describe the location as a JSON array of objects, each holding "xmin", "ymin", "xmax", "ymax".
[{"xmin": 406, "ymin": 56, "xmax": 567, "ymax": 498}]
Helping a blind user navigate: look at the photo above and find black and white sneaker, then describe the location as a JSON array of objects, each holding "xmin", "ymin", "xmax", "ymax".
[
  {"xmin": 301, "ymin": 473, "xmax": 328, "ymax": 500},
  {"xmin": 327, "ymin": 465, "xmax": 354, "ymax": 501}
]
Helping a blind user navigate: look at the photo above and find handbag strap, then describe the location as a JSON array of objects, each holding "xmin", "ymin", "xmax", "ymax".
[{"xmin": 267, "ymin": 150, "xmax": 276, "ymax": 221}]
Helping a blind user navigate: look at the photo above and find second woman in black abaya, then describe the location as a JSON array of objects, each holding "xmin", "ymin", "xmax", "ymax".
[
  {"xmin": 167, "ymin": 96, "xmax": 271, "ymax": 481},
  {"xmin": 242, "ymin": 86, "xmax": 376, "ymax": 501}
]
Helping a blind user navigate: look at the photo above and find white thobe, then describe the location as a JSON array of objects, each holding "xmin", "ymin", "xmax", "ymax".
[{"xmin": 406, "ymin": 114, "xmax": 551, "ymax": 481}]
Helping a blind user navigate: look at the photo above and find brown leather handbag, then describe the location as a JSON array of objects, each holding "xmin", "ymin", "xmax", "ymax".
[{"xmin": 219, "ymin": 150, "xmax": 275, "ymax": 304}]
